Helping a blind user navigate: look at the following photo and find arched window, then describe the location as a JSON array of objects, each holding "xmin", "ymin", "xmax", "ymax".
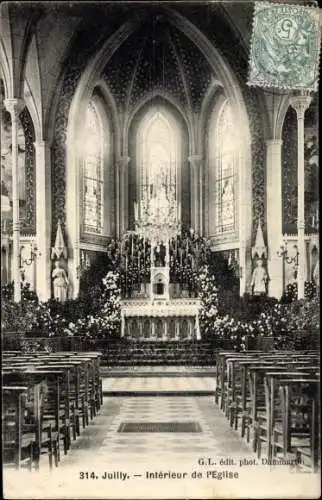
[
  {"xmin": 208, "ymin": 100, "xmax": 237, "ymax": 236},
  {"xmin": 83, "ymin": 103, "xmax": 105, "ymax": 234},
  {"xmin": 1, "ymin": 102, "xmax": 26, "ymax": 233},
  {"xmin": 136, "ymin": 107, "xmax": 181, "ymax": 218}
]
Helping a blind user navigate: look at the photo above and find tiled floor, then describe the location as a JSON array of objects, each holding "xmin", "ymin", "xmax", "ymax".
[
  {"xmin": 5, "ymin": 393, "xmax": 320, "ymax": 498},
  {"xmin": 60, "ymin": 395, "xmax": 252, "ymax": 465},
  {"xmin": 102, "ymin": 376, "xmax": 215, "ymax": 393},
  {"xmin": 102, "ymin": 366, "xmax": 216, "ymax": 374}
]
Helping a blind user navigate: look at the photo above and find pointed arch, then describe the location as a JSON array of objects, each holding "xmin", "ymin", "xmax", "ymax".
[
  {"xmin": 206, "ymin": 90, "xmax": 242, "ymax": 245},
  {"xmin": 136, "ymin": 106, "xmax": 181, "ymax": 205},
  {"xmin": 82, "ymin": 102, "xmax": 105, "ymax": 234},
  {"xmin": 128, "ymin": 96, "xmax": 189, "ymax": 229}
]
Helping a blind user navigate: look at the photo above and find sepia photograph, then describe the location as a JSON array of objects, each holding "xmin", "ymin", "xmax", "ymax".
[{"xmin": 1, "ymin": 0, "xmax": 320, "ymax": 498}]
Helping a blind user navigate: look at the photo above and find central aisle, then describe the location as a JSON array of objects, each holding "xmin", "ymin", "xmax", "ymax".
[
  {"xmin": 5, "ymin": 387, "xmax": 319, "ymax": 499},
  {"xmin": 60, "ymin": 395, "xmax": 252, "ymax": 465}
]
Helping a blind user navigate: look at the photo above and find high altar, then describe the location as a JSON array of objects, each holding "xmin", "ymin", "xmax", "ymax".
[{"xmin": 120, "ymin": 163, "xmax": 201, "ymax": 341}]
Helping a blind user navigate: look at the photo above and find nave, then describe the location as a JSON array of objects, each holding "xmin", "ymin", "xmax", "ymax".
[{"xmin": 3, "ymin": 349, "xmax": 320, "ymax": 499}]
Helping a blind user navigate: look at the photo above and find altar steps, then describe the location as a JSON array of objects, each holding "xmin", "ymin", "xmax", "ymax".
[{"xmin": 98, "ymin": 340, "xmax": 217, "ymax": 366}]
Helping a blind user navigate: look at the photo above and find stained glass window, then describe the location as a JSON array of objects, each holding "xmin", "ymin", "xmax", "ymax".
[
  {"xmin": 212, "ymin": 101, "xmax": 237, "ymax": 235},
  {"xmin": 137, "ymin": 108, "xmax": 180, "ymax": 220},
  {"xmin": 1, "ymin": 104, "xmax": 25, "ymax": 233},
  {"xmin": 83, "ymin": 103, "xmax": 104, "ymax": 234}
]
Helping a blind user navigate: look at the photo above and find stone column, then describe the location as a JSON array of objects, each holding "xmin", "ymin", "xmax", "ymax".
[
  {"xmin": 290, "ymin": 94, "xmax": 312, "ymax": 299},
  {"xmin": 114, "ymin": 162, "xmax": 120, "ymax": 237},
  {"xmin": 4, "ymin": 98, "xmax": 25, "ymax": 302},
  {"xmin": 34, "ymin": 141, "xmax": 52, "ymax": 301},
  {"xmin": 199, "ymin": 161, "xmax": 204, "ymax": 235},
  {"xmin": 188, "ymin": 155, "xmax": 202, "ymax": 232},
  {"xmin": 118, "ymin": 156, "xmax": 130, "ymax": 234},
  {"xmin": 266, "ymin": 139, "xmax": 284, "ymax": 299}
]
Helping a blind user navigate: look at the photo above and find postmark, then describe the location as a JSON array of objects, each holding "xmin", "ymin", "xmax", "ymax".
[{"xmin": 248, "ymin": 2, "xmax": 321, "ymax": 91}]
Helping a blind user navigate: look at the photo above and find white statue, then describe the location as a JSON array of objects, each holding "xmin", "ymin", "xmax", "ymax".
[
  {"xmin": 251, "ymin": 259, "xmax": 268, "ymax": 295},
  {"xmin": 52, "ymin": 260, "xmax": 69, "ymax": 302},
  {"xmin": 313, "ymin": 261, "xmax": 319, "ymax": 288}
]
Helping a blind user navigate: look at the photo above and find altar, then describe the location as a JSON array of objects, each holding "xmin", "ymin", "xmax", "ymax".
[
  {"xmin": 121, "ymin": 298, "xmax": 201, "ymax": 340},
  {"xmin": 116, "ymin": 151, "xmax": 204, "ymax": 341}
]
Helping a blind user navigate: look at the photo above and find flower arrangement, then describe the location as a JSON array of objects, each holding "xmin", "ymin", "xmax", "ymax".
[
  {"xmin": 1, "ymin": 270, "xmax": 121, "ymax": 346},
  {"xmin": 196, "ymin": 265, "xmax": 319, "ymax": 351},
  {"xmin": 282, "ymin": 280, "xmax": 317, "ymax": 303}
]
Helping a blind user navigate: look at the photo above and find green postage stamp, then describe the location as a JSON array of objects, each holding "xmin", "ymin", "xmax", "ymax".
[{"xmin": 248, "ymin": 2, "xmax": 321, "ymax": 91}]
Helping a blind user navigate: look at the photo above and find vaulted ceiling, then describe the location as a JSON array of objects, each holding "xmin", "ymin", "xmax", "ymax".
[
  {"xmin": 101, "ymin": 12, "xmax": 216, "ymax": 115},
  {"xmin": 1, "ymin": 1, "xmax": 256, "ymax": 137}
]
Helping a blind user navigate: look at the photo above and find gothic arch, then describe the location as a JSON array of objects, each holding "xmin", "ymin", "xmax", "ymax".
[
  {"xmin": 62, "ymin": 8, "xmax": 253, "ymax": 296},
  {"xmin": 127, "ymin": 96, "xmax": 189, "ymax": 229},
  {"xmin": 125, "ymin": 89, "xmax": 192, "ymax": 155},
  {"xmin": 0, "ymin": 44, "xmax": 10, "ymax": 99}
]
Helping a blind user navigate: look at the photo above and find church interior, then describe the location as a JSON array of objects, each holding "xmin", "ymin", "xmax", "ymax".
[{"xmin": 1, "ymin": 1, "xmax": 320, "ymax": 495}]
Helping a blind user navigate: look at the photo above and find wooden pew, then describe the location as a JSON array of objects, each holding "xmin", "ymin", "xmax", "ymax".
[
  {"xmin": 2, "ymin": 386, "xmax": 35, "ymax": 470},
  {"xmin": 2, "ymin": 350, "xmax": 103, "ymax": 469}
]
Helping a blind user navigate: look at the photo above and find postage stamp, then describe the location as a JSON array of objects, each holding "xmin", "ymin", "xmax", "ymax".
[{"xmin": 248, "ymin": 2, "xmax": 321, "ymax": 91}]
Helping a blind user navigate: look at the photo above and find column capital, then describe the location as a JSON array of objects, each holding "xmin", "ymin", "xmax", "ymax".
[
  {"xmin": 4, "ymin": 98, "xmax": 25, "ymax": 117},
  {"xmin": 289, "ymin": 94, "xmax": 312, "ymax": 119},
  {"xmin": 33, "ymin": 139, "xmax": 49, "ymax": 148},
  {"xmin": 265, "ymin": 139, "xmax": 283, "ymax": 147},
  {"xmin": 117, "ymin": 156, "xmax": 130, "ymax": 171},
  {"xmin": 188, "ymin": 155, "xmax": 203, "ymax": 168},
  {"xmin": 117, "ymin": 155, "xmax": 130, "ymax": 165}
]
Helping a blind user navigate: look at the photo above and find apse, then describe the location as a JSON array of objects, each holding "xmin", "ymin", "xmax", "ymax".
[{"xmin": 129, "ymin": 99, "xmax": 188, "ymax": 229}]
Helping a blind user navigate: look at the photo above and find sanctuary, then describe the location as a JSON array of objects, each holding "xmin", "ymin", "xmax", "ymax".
[{"xmin": 0, "ymin": 1, "xmax": 319, "ymax": 338}]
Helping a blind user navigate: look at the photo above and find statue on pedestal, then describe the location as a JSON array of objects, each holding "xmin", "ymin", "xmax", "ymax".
[
  {"xmin": 52, "ymin": 260, "xmax": 69, "ymax": 302},
  {"xmin": 154, "ymin": 241, "xmax": 166, "ymax": 267},
  {"xmin": 51, "ymin": 219, "xmax": 69, "ymax": 302},
  {"xmin": 313, "ymin": 261, "xmax": 319, "ymax": 289},
  {"xmin": 251, "ymin": 221, "xmax": 268, "ymax": 296},
  {"xmin": 251, "ymin": 259, "xmax": 268, "ymax": 295}
]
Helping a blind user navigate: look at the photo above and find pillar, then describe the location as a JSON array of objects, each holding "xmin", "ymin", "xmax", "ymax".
[
  {"xmin": 114, "ymin": 162, "xmax": 120, "ymax": 237},
  {"xmin": 188, "ymin": 155, "xmax": 202, "ymax": 232},
  {"xmin": 199, "ymin": 160, "xmax": 204, "ymax": 236},
  {"xmin": 290, "ymin": 94, "xmax": 312, "ymax": 299},
  {"xmin": 34, "ymin": 140, "xmax": 52, "ymax": 301},
  {"xmin": 118, "ymin": 156, "xmax": 130, "ymax": 234},
  {"xmin": 4, "ymin": 98, "xmax": 25, "ymax": 302},
  {"xmin": 266, "ymin": 139, "xmax": 284, "ymax": 299}
]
